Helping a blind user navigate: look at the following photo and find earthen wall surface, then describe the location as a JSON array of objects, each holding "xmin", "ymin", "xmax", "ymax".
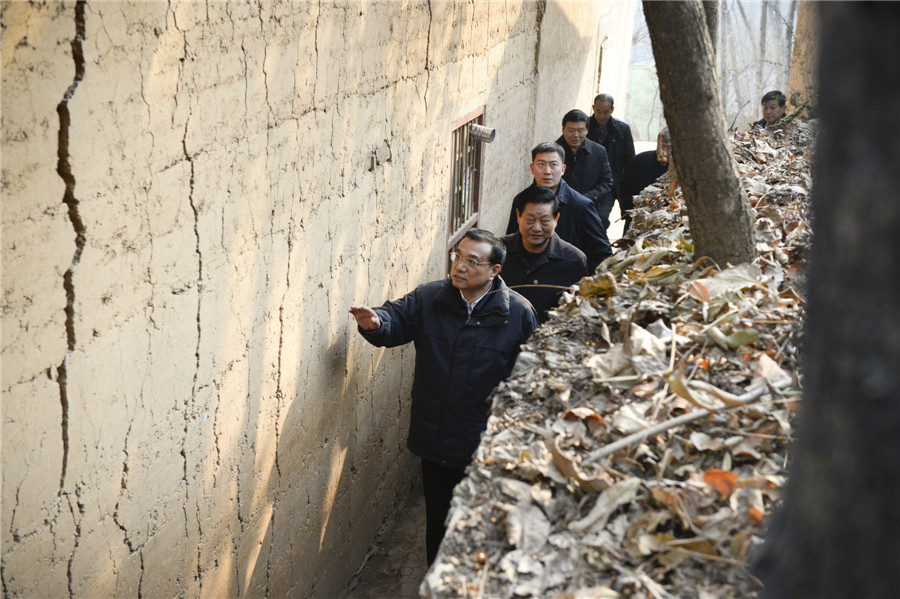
[{"xmin": 1, "ymin": 1, "xmax": 632, "ymax": 596}]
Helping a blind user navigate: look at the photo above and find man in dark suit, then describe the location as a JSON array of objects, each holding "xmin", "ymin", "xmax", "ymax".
[
  {"xmin": 622, "ymin": 127, "xmax": 672, "ymax": 233},
  {"xmin": 588, "ymin": 93, "xmax": 636, "ymax": 229},
  {"xmin": 557, "ymin": 109, "xmax": 614, "ymax": 226}
]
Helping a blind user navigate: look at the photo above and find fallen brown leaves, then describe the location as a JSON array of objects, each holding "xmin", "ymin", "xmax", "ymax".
[{"xmin": 424, "ymin": 121, "xmax": 815, "ymax": 599}]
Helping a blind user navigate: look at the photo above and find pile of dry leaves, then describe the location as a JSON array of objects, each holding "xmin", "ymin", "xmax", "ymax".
[{"xmin": 423, "ymin": 120, "xmax": 815, "ymax": 599}]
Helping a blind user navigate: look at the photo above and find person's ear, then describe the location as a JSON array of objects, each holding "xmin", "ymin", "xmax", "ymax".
[
  {"xmin": 555, "ymin": 213, "xmax": 560, "ymax": 222},
  {"xmin": 491, "ymin": 264, "xmax": 502, "ymax": 277},
  {"xmin": 561, "ymin": 164, "xmax": 566, "ymax": 174}
]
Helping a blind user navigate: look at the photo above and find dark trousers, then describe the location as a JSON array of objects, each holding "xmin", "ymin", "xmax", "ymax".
[
  {"xmin": 595, "ymin": 192, "xmax": 616, "ymax": 229},
  {"xmin": 421, "ymin": 459, "xmax": 466, "ymax": 565}
]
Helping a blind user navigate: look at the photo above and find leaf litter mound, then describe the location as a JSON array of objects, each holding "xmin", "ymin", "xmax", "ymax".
[{"xmin": 423, "ymin": 121, "xmax": 815, "ymax": 599}]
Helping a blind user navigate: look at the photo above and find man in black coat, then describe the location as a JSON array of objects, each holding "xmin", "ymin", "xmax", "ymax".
[
  {"xmin": 557, "ymin": 109, "xmax": 614, "ymax": 226},
  {"xmin": 506, "ymin": 142, "xmax": 612, "ymax": 272},
  {"xmin": 622, "ymin": 127, "xmax": 672, "ymax": 233},
  {"xmin": 350, "ymin": 229, "xmax": 537, "ymax": 565},
  {"xmin": 501, "ymin": 187, "xmax": 588, "ymax": 323},
  {"xmin": 588, "ymin": 93, "xmax": 636, "ymax": 227}
]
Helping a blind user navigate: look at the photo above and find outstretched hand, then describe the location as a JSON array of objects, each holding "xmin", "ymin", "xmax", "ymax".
[{"xmin": 349, "ymin": 305, "xmax": 381, "ymax": 331}]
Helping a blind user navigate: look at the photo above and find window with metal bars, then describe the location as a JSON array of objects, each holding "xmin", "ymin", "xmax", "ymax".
[{"xmin": 447, "ymin": 108, "xmax": 485, "ymax": 258}]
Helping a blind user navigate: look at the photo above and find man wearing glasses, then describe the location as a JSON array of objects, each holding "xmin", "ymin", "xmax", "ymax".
[
  {"xmin": 349, "ymin": 229, "xmax": 537, "ymax": 565},
  {"xmin": 588, "ymin": 93, "xmax": 636, "ymax": 227}
]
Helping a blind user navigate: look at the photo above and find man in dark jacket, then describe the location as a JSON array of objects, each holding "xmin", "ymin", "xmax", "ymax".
[
  {"xmin": 557, "ymin": 109, "xmax": 614, "ymax": 225},
  {"xmin": 588, "ymin": 93, "xmax": 636, "ymax": 227},
  {"xmin": 501, "ymin": 187, "xmax": 588, "ymax": 323},
  {"xmin": 350, "ymin": 229, "xmax": 537, "ymax": 565},
  {"xmin": 622, "ymin": 127, "xmax": 672, "ymax": 233},
  {"xmin": 506, "ymin": 142, "xmax": 612, "ymax": 272},
  {"xmin": 752, "ymin": 90, "xmax": 787, "ymax": 128}
]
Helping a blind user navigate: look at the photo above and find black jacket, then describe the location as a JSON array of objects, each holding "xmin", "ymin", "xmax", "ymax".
[
  {"xmin": 624, "ymin": 150, "xmax": 669, "ymax": 198},
  {"xmin": 500, "ymin": 232, "xmax": 588, "ymax": 323},
  {"xmin": 506, "ymin": 180, "xmax": 612, "ymax": 272},
  {"xmin": 588, "ymin": 115, "xmax": 635, "ymax": 201},
  {"xmin": 620, "ymin": 149, "xmax": 669, "ymax": 233},
  {"xmin": 556, "ymin": 135, "xmax": 614, "ymax": 210},
  {"xmin": 360, "ymin": 277, "xmax": 538, "ymax": 467}
]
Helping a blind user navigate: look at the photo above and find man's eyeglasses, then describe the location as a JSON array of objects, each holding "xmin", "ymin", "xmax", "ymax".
[{"xmin": 449, "ymin": 252, "xmax": 493, "ymax": 268}]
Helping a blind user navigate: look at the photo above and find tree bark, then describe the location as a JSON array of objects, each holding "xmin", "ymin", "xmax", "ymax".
[
  {"xmin": 788, "ymin": 0, "xmax": 818, "ymax": 111},
  {"xmin": 643, "ymin": 0, "xmax": 755, "ymax": 266},
  {"xmin": 756, "ymin": 3, "xmax": 900, "ymax": 597}
]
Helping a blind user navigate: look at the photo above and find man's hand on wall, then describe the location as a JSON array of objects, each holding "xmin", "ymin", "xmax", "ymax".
[{"xmin": 349, "ymin": 306, "xmax": 381, "ymax": 331}]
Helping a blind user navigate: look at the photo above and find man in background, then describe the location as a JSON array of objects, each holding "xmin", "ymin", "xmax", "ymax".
[
  {"xmin": 753, "ymin": 90, "xmax": 788, "ymax": 127},
  {"xmin": 588, "ymin": 93, "xmax": 636, "ymax": 230},
  {"xmin": 557, "ymin": 109, "xmax": 614, "ymax": 226},
  {"xmin": 622, "ymin": 127, "xmax": 672, "ymax": 234}
]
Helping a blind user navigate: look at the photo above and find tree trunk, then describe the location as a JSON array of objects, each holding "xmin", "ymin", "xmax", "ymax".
[
  {"xmin": 756, "ymin": 3, "xmax": 900, "ymax": 597},
  {"xmin": 757, "ymin": 0, "xmax": 768, "ymax": 94},
  {"xmin": 733, "ymin": 0, "xmax": 757, "ymax": 126},
  {"xmin": 719, "ymin": 0, "xmax": 729, "ymax": 110},
  {"xmin": 782, "ymin": 0, "xmax": 798, "ymax": 90},
  {"xmin": 702, "ymin": 0, "xmax": 719, "ymax": 56},
  {"xmin": 643, "ymin": 0, "xmax": 755, "ymax": 266},
  {"xmin": 788, "ymin": 0, "xmax": 819, "ymax": 111}
]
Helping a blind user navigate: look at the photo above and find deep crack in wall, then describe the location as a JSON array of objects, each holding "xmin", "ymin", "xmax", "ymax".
[{"xmin": 56, "ymin": 0, "xmax": 86, "ymax": 495}]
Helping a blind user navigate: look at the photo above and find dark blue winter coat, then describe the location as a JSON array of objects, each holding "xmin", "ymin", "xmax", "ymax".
[
  {"xmin": 556, "ymin": 135, "xmax": 614, "ymax": 220},
  {"xmin": 359, "ymin": 276, "xmax": 538, "ymax": 468}
]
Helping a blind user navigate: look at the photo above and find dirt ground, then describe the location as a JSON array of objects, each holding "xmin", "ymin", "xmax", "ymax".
[{"xmin": 344, "ymin": 484, "xmax": 429, "ymax": 599}]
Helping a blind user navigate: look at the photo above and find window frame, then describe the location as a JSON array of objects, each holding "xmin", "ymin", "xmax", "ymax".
[{"xmin": 446, "ymin": 107, "xmax": 486, "ymax": 263}]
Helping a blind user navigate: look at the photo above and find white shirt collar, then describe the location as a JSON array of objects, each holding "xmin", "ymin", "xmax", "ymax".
[{"xmin": 460, "ymin": 286, "xmax": 492, "ymax": 316}]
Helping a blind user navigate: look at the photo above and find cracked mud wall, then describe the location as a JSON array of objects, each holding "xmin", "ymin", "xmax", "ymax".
[{"xmin": 1, "ymin": 1, "xmax": 633, "ymax": 597}]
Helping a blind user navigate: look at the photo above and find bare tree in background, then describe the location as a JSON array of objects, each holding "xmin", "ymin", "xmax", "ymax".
[
  {"xmin": 643, "ymin": 0, "xmax": 755, "ymax": 266},
  {"xmin": 756, "ymin": 0, "xmax": 769, "ymax": 95},
  {"xmin": 703, "ymin": 0, "xmax": 720, "ymax": 55},
  {"xmin": 756, "ymin": 3, "xmax": 900, "ymax": 596},
  {"xmin": 779, "ymin": 0, "xmax": 799, "ymax": 88},
  {"xmin": 628, "ymin": 0, "xmax": 798, "ymax": 138},
  {"xmin": 722, "ymin": 0, "xmax": 796, "ymax": 127},
  {"xmin": 644, "ymin": 86, "xmax": 660, "ymax": 141}
]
